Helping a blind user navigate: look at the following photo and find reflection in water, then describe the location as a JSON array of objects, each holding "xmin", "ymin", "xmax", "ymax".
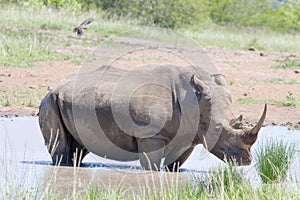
[
  {"xmin": 2, "ymin": 161, "xmax": 190, "ymax": 198},
  {"xmin": 1, "ymin": 117, "xmax": 300, "ymax": 198},
  {"xmin": 40, "ymin": 165, "xmax": 189, "ymax": 197}
]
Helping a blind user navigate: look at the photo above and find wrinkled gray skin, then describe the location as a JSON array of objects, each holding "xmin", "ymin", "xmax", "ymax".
[{"xmin": 39, "ymin": 64, "xmax": 266, "ymax": 171}]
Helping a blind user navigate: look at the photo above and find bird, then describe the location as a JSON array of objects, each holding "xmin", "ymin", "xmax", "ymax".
[{"xmin": 74, "ymin": 18, "xmax": 94, "ymax": 37}]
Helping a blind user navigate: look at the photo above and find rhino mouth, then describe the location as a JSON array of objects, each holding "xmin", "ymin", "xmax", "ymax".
[{"xmin": 227, "ymin": 153, "xmax": 252, "ymax": 166}]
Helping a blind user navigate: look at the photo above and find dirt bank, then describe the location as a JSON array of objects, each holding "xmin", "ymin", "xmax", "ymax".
[{"xmin": 0, "ymin": 46, "xmax": 299, "ymax": 125}]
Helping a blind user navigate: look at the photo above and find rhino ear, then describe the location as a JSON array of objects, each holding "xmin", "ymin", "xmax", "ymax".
[
  {"xmin": 191, "ymin": 75, "xmax": 211, "ymax": 97},
  {"xmin": 211, "ymin": 74, "xmax": 227, "ymax": 86}
]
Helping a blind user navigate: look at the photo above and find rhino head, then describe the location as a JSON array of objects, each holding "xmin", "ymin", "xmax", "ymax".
[
  {"xmin": 191, "ymin": 74, "xmax": 267, "ymax": 166},
  {"xmin": 209, "ymin": 105, "xmax": 267, "ymax": 165}
]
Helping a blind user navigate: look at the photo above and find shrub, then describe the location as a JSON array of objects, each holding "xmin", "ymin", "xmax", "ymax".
[
  {"xmin": 104, "ymin": 0, "xmax": 211, "ymax": 29},
  {"xmin": 194, "ymin": 160, "xmax": 248, "ymax": 199},
  {"xmin": 255, "ymin": 140, "xmax": 295, "ymax": 184},
  {"xmin": 2, "ymin": 0, "xmax": 300, "ymax": 31},
  {"xmin": 211, "ymin": 168, "xmax": 241, "ymax": 197}
]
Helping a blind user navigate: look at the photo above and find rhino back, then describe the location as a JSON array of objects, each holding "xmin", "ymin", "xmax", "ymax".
[{"xmin": 49, "ymin": 65, "xmax": 197, "ymax": 160}]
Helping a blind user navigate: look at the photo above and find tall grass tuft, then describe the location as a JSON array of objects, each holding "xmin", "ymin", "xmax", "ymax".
[
  {"xmin": 255, "ymin": 140, "xmax": 295, "ymax": 184},
  {"xmin": 188, "ymin": 160, "xmax": 253, "ymax": 199},
  {"xmin": 207, "ymin": 161, "xmax": 247, "ymax": 199}
]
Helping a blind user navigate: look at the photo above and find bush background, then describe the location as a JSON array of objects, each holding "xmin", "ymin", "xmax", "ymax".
[{"xmin": 1, "ymin": 0, "xmax": 300, "ymax": 32}]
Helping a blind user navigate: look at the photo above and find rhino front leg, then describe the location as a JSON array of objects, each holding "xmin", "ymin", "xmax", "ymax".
[
  {"xmin": 164, "ymin": 147, "xmax": 194, "ymax": 172},
  {"xmin": 138, "ymin": 138, "xmax": 166, "ymax": 171}
]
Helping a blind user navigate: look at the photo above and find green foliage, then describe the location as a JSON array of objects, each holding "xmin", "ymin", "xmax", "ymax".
[
  {"xmin": 21, "ymin": 0, "xmax": 83, "ymax": 11},
  {"xmin": 81, "ymin": 165, "xmax": 246, "ymax": 200},
  {"xmin": 2, "ymin": 0, "xmax": 300, "ymax": 31},
  {"xmin": 255, "ymin": 140, "xmax": 295, "ymax": 183},
  {"xmin": 104, "ymin": 0, "xmax": 211, "ymax": 29},
  {"xmin": 0, "ymin": 5, "xmax": 299, "ymax": 69},
  {"xmin": 265, "ymin": 0, "xmax": 300, "ymax": 32},
  {"xmin": 209, "ymin": 0, "xmax": 270, "ymax": 26},
  {"xmin": 209, "ymin": 0, "xmax": 300, "ymax": 32},
  {"xmin": 247, "ymin": 37, "xmax": 265, "ymax": 51},
  {"xmin": 205, "ymin": 161, "xmax": 246, "ymax": 199}
]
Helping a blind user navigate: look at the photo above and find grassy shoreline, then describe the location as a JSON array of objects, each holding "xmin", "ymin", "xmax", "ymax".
[
  {"xmin": 1, "ymin": 5, "xmax": 300, "ymax": 68},
  {"xmin": 2, "ymin": 166, "xmax": 300, "ymax": 199},
  {"xmin": 1, "ymin": 140, "xmax": 299, "ymax": 199}
]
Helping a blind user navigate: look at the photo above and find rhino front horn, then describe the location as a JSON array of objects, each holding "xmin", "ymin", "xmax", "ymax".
[{"xmin": 250, "ymin": 104, "xmax": 267, "ymax": 135}]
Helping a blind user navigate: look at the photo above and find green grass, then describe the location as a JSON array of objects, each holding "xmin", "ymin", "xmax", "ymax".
[
  {"xmin": 1, "ymin": 5, "xmax": 300, "ymax": 68},
  {"xmin": 250, "ymin": 77, "xmax": 299, "ymax": 85},
  {"xmin": 78, "ymin": 184, "xmax": 300, "ymax": 200},
  {"xmin": 2, "ymin": 175, "xmax": 300, "ymax": 200},
  {"xmin": 0, "ymin": 86, "xmax": 48, "ymax": 108},
  {"xmin": 182, "ymin": 26, "xmax": 300, "ymax": 52},
  {"xmin": 0, "ymin": 5, "xmax": 138, "ymax": 39},
  {"xmin": 273, "ymin": 56, "xmax": 300, "ymax": 70},
  {"xmin": 72, "ymin": 182, "xmax": 299, "ymax": 200},
  {"xmin": 287, "ymin": 122, "xmax": 300, "ymax": 131},
  {"xmin": 265, "ymin": 78, "xmax": 299, "ymax": 85},
  {"xmin": 79, "ymin": 164, "xmax": 300, "ymax": 200},
  {"xmin": 236, "ymin": 92, "xmax": 300, "ymax": 108},
  {"xmin": 255, "ymin": 140, "xmax": 295, "ymax": 184},
  {"xmin": 203, "ymin": 161, "xmax": 247, "ymax": 199},
  {"xmin": 0, "ymin": 5, "xmax": 138, "ymax": 68},
  {"xmin": 116, "ymin": 56, "xmax": 167, "ymax": 62},
  {"xmin": 283, "ymin": 91, "xmax": 300, "ymax": 107},
  {"xmin": 1, "ymin": 159, "xmax": 300, "ymax": 199},
  {"xmin": 236, "ymin": 98, "xmax": 278, "ymax": 105},
  {"xmin": 80, "ymin": 159, "xmax": 300, "ymax": 200},
  {"xmin": 0, "ymin": 29, "xmax": 86, "ymax": 67}
]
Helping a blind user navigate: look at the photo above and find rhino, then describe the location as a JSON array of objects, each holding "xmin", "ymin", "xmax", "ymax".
[{"xmin": 38, "ymin": 64, "xmax": 266, "ymax": 171}]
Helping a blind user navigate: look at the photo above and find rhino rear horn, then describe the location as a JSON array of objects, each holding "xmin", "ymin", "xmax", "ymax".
[
  {"xmin": 230, "ymin": 114, "xmax": 243, "ymax": 128},
  {"xmin": 191, "ymin": 75, "xmax": 210, "ymax": 97},
  {"xmin": 250, "ymin": 104, "xmax": 267, "ymax": 135}
]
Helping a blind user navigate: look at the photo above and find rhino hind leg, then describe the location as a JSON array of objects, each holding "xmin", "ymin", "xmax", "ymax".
[
  {"xmin": 39, "ymin": 93, "xmax": 88, "ymax": 166},
  {"xmin": 164, "ymin": 147, "xmax": 194, "ymax": 172},
  {"xmin": 138, "ymin": 138, "xmax": 166, "ymax": 171},
  {"xmin": 68, "ymin": 138, "xmax": 89, "ymax": 167},
  {"xmin": 50, "ymin": 133, "xmax": 88, "ymax": 166}
]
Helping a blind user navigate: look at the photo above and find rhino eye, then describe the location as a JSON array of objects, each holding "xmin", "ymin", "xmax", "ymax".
[{"xmin": 215, "ymin": 124, "xmax": 223, "ymax": 132}]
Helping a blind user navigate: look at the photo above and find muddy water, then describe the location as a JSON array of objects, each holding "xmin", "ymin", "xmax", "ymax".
[{"xmin": 1, "ymin": 117, "xmax": 300, "ymax": 197}]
